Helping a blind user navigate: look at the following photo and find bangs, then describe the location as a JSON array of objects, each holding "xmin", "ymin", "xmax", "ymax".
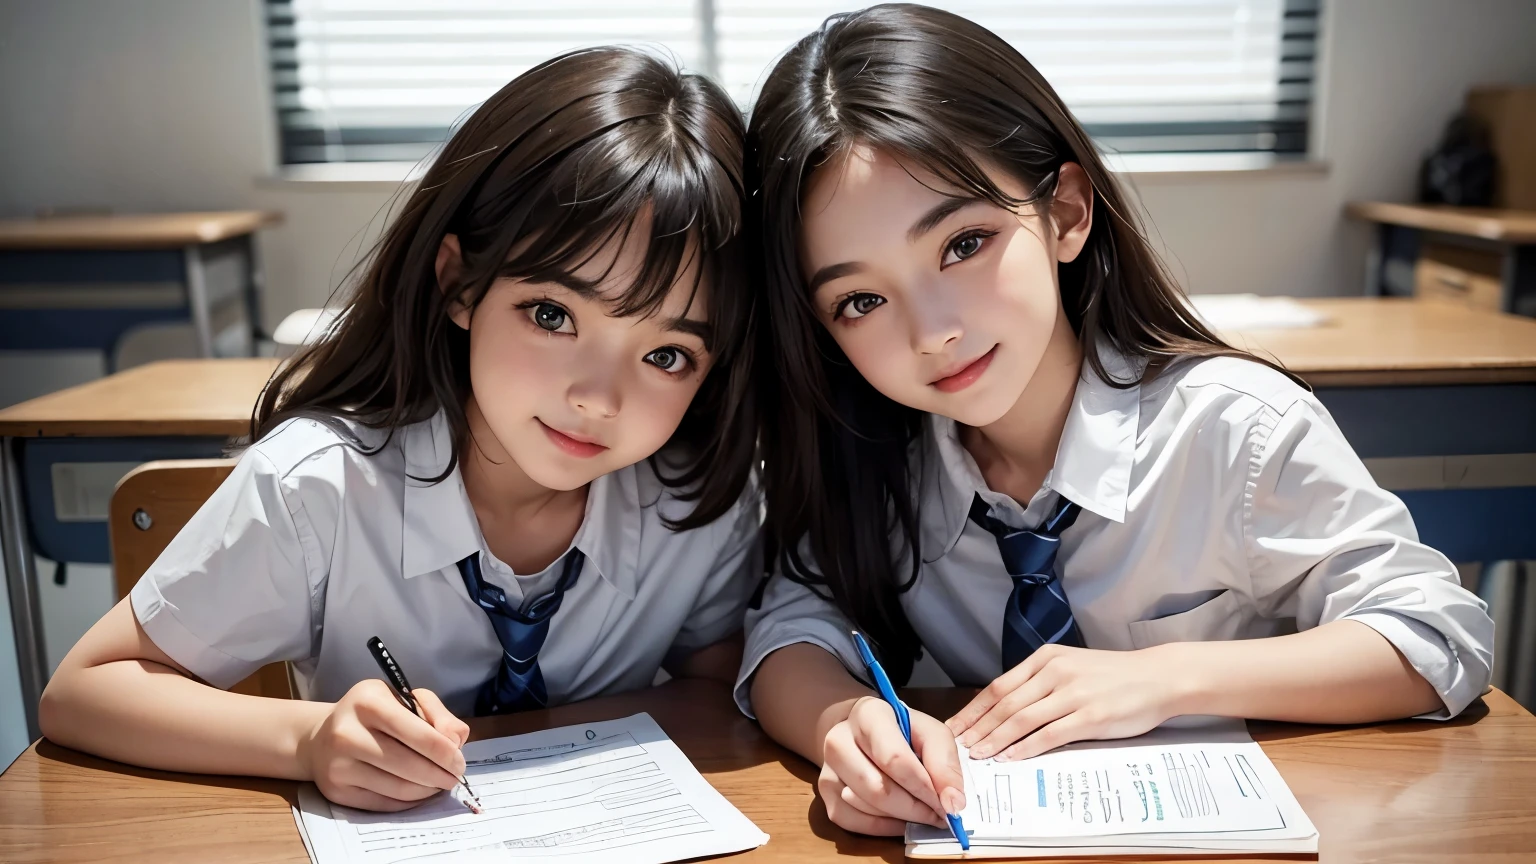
[{"xmin": 486, "ymin": 98, "xmax": 742, "ymax": 324}]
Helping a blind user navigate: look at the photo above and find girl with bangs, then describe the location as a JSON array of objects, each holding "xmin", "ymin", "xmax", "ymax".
[
  {"xmin": 42, "ymin": 47, "xmax": 761, "ymax": 812},
  {"xmin": 738, "ymin": 4, "xmax": 1493, "ymax": 837}
]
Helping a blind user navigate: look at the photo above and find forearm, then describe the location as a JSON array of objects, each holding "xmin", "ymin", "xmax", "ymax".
[
  {"xmin": 40, "ymin": 657, "xmax": 329, "ymax": 779},
  {"xmin": 1162, "ymin": 619, "xmax": 1443, "ymax": 724},
  {"xmin": 39, "ymin": 599, "xmax": 329, "ymax": 780},
  {"xmin": 749, "ymin": 642, "xmax": 875, "ymax": 764}
]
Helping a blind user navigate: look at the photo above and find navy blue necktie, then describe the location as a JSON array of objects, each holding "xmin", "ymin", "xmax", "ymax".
[
  {"xmin": 455, "ymin": 549, "xmax": 583, "ymax": 716},
  {"xmin": 968, "ymin": 492, "xmax": 1084, "ymax": 670}
]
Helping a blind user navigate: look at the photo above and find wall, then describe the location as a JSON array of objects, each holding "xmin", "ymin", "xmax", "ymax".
[
  {"xmin": 1130, "ymin": 0, "xmax": 1536, "ymax": 298},
  {"xmin": 3, "ymin": 0, "xmax": 1536, "ymax": 753}
]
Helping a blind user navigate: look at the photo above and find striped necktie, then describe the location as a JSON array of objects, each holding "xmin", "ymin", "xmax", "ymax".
[
  {"xmin": 455, "ymin": 549, "xmax": 583, "ymax": 715},
  {"xmin": 968, "ymin": 492, "xmax": 1084, "ymax": 670}
]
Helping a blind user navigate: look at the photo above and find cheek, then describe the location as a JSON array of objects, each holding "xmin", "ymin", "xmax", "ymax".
[
  {"xmin": 621, "ymin": 373, "xmax": 704, "ymax": 451},
  {"xmin": 827, "ymin": 318, "xmax": 915, "ymax": 395},
  {"xmin": 466, "ymin": 315, "xmax": 562, "ymax": 409},
  {"xmin": 991, "ymin": 233, "xmax": 1062, "ymax": 327}
]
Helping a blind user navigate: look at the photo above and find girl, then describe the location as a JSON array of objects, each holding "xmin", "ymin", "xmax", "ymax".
[
  {"xmin": 40, "ymin": 47, "xmax": 761, "ymax": 813},
  {"xmin": 738, "ymin": 4, "xmax": 1494, "ymax": 837}
]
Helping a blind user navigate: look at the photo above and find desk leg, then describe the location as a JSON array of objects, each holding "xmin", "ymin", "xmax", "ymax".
[
  {"xmin": 184, "ymin": 244, "xmax": 215, "ymax": 358},
  {"xmin": 1, "ymin": 437, "xmax": 46, "ymax": 741},
  {"xmin": 245, "ymin": 232, "xmax": 268, "ymax": 351},
  {"xmin": 1504, "ymin": 243, "xmax": 1536, "ymax": 318},
  {"xmin": 1364, "ymin": 223, "xmax": 1385, "ymax": 296}
]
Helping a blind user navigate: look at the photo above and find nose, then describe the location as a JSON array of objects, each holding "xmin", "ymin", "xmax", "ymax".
[
  {"xmin": 908, "ymin": 283, "xmax": 964, "ymax": 355},
  {"xmin": 567, "ymin": 361, "xmax": 622, "ymax": 419}
]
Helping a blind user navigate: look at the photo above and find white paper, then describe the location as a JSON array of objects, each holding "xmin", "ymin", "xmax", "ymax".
[
  {"xmin": 295, "ymin": 712, "xmax": 768, "ymax": 864},
  {"xmin": 908, "ymin": 722, "xmax": 1316, "ymax": 856},
  {"xmin": 1187, "ymin": 293, "xmax": 1327, "ymax": 331}
]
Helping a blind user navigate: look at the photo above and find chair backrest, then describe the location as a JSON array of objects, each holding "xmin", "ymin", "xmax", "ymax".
[{"xmin": 110, "ymin": 459, "xmax": 294, "ymax": 700}]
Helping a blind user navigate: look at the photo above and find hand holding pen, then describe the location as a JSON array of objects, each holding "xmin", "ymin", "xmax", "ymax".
[
  {"xmin": 294, "ymin": 639, "xmax": 476, "ymax": 813},
  {"xmin": 367, "ymin": 637, "xmax": 483, "ymax": 813},
  {"xmin": 815, "ymin": 632, "xmax": 969, "ymax": 846}
]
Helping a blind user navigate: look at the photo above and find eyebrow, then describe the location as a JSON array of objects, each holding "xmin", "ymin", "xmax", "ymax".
[
  {"xmin": 548, "ymin": 272, "xmax": 601, "ymax": 298},
  {"xmin": 806, "ymin": 261, "xmax": 867, "ymax": 294},
  {"xmin": 663, "ymin": 316, "xmax": 712, "ymax": 345},
  {"xmin": 907, "ymin": 195, "xmax": 981, "ymax": 243},
  {"xmin": 805, "ymin": 195, "xmax": 985, "ymax": 294}
]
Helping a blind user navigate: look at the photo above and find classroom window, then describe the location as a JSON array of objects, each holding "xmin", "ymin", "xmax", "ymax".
[{"xmin": 265, "ymin": 0, "xmax": 1320, "ymax": 165}]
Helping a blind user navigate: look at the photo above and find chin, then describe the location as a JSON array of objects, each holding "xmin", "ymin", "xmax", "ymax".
[
  {"xmin": 923, "ymin": 380, "xmax": 1022, "ymax": 428},
  {"xmin": 517, "ymin": 452, "xmax": 611, "ymax": 492}
]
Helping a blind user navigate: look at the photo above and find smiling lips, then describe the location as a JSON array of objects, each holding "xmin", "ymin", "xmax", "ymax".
[
  {"xmin": 538, "ymin": 420, "xmax": 609, "ymax": 458},
  {"xmin": 930, "ymin": 345, "xmax": 997, "ymax": 393}
]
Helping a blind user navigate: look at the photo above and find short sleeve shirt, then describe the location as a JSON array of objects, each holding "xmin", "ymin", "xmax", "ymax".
[
  {"xmin": 737, "ymin": 349, "xmax": 1494, "ymax": 721},
  {"xmin": 132, "ymin": 410, "xmax": 761, "ymax": 716}
]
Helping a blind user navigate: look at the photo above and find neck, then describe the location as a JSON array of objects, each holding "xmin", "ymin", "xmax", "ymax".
[
  {"xmin": 960, "ymin": 308, "xmax": 1083, "ymax": 501},
  {"xmin": 459, "ymin": 398, "xmax": 586, "ymax": 526}
]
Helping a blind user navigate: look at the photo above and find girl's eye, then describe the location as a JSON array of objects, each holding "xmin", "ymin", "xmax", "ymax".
[
  {"xmin": 942, "ymin": 230, "xmax": 996, "ymax": 267},
  {"xmin": 528, "ymin": 302, "xmax": 574, "ymax": 334},
  {"xmin": 836, "ymin": 293, "xmax": 886, "ymax": 320},
  {"xmin": 644, "ymin": 347, "xmax": 692, "ymax": 375}
]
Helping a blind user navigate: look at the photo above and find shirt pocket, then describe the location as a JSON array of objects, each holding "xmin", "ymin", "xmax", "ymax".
[{"xmin": 1127, "ymin": 589, "xmax": 1247, "ymax": 650}]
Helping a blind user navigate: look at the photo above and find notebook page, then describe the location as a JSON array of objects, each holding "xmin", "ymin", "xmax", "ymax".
[
  {"xmin": 295, "ymin": 712, "xmax": 767, "ymax": 864},
  {"xmin": 910, "ymin": 721, "xmax": 1315, "ymax": 848}
]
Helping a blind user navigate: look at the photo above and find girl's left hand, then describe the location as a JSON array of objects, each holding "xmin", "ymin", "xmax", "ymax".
[{"xmin": 944, "ymin": 644, "xmax": 1191, "ymax": 762}]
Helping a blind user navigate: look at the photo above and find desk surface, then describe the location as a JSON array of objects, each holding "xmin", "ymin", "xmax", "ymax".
[
  {"xmin": 1345, "ymin": 201, "xmax": 1536, "ymax": 243},
  {"xmin": 0, "ymin": 211, "xmax": 282, "ymax": 250},
  {"xmin": 1, "ymin": 680, "xmax": 1533, "ymax": 864},
  {"xmin": 0, "ymin": 358, "xmax": 279, "ymax": 438},
  {"xmin": 1223, "ymin": 297, "xmax": 1536, "ymax": 386}
]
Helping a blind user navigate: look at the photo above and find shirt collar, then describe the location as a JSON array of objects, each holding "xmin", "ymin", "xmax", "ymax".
[
  {"xmin": 400, "ymin": 411, "xmax": 641, "ymax": 599},
  {"xmin": 918, "ymin": 342, "xmax": 1141, "ymax": 561}
]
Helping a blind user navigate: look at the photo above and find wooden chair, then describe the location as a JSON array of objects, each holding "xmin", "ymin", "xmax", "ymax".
[{"xmin": 110, "ymin": 459, "xmax": 294, "ymax": 699}]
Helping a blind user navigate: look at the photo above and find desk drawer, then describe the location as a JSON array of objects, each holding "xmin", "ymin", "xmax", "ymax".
[{"xmin": 1414, "ymin": 242, "xmax": 1504, "ymax": 311}]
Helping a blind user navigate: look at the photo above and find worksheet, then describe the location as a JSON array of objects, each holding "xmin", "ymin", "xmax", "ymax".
[
  {"xmin": 294, "ymin": 713, "xmax": 768, "ymax": 864},
  {"xmin": 958, "ymin": 737, "xmax": 1286, "ymax": 838},
  {"xmin": 907, "ymin": 721, "xmax": 1317, "ymax": 856}
]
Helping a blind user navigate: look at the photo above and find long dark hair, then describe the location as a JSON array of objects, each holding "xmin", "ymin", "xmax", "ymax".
[
  {"xmin": 254, "ymin": 47, "xmax": 755, "ymax": 529},
  {"xmin": 748, "ymin": 4, "xmax": 1300, "ymax": 679}
]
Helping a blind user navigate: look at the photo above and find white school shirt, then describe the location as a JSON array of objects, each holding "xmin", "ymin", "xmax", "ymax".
[
  {"xmin": 132, "ymin": 411, "xmax": 761, "ymax": 716},
  {"xmin": 737, "ymin": 349, "xmax": 1494, "ymax": 720}
]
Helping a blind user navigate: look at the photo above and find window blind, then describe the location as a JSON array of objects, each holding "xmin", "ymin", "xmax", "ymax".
[
  {"xmin": 715, "ymin": 0, "xmax": 1319, "ymax": 154},
  {"xmin": 267, "ymin": 0, "xmax": 1318, "ymax": 164},
  {"xmin": 266, "ymin": 0, "xmax": 705, "ymax": 163}
]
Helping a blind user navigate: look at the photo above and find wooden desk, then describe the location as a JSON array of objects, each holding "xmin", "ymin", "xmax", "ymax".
[
  {"xmin": 2, "ymin": 680, "xmax": 1533, "ymax": 863},
  {"xmin": 0, "ymin": 357, "xmax": 279, "ymax": 438},
  {"xmin": 0, "ymin": 212, "xmax": 282, "ymax": 250},
  {"xmin": 0, "ymin": 211, "xmax": 283, "ymax": 365},
  {"xmin": 1220, "ymin": 296, "xmax": 1536, "ymax": 387},
  {"xmin": 1346, "ymin": 201, "xmax": 1536, "ymax": 317},
  {"xmin": 0, "ymin": 359, "xmax": 280, "ymax": 742}
]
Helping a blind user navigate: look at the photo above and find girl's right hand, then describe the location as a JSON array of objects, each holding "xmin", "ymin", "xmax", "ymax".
[
  {"xmin": 819, "ymin": 696, "xmax": 967, "ymax": 836},
  {"xmin": 300, "ymin": 679, "xmax": 471, "ymax": 811}
]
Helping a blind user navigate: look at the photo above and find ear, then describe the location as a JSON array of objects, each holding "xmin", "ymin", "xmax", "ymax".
[
  {"xmin": 436, "ymin": 233, "xmax": 472, "ymax": 330},
  {"xmin": 1050, "ymin": 162, "xmax": 1094, "ymax": 264}
]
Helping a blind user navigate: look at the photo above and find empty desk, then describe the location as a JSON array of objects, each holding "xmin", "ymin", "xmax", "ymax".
[
  {"xmin": 1347, "ymin": 201, "xmax": 1536, "ymax": 317},
  {"xmin": 0, "ymin": 211, "xmax": 282, "ymax": 368},
  {"xmin": 0, "ymin": 358, "xmax": 280, "ymax": 741}
]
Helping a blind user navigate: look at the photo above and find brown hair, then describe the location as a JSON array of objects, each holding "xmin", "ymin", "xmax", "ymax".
[
  {"xmin": 254, "ymin": 47, "xmax": 756, "ymax": 529},
  {"xmin": 748, "ymin": 4, "xmax": 1298, "ymax": 678}
]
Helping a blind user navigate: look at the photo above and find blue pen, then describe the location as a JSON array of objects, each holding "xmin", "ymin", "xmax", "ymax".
[{"xmin": 851, "ymin": 631, "xmax": 969, "ymax": 851}]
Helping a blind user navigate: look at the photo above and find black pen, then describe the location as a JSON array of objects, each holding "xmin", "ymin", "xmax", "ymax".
[{"xmin": 366, "ymin": 636, "xmax": 483, "ymax": 814}]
